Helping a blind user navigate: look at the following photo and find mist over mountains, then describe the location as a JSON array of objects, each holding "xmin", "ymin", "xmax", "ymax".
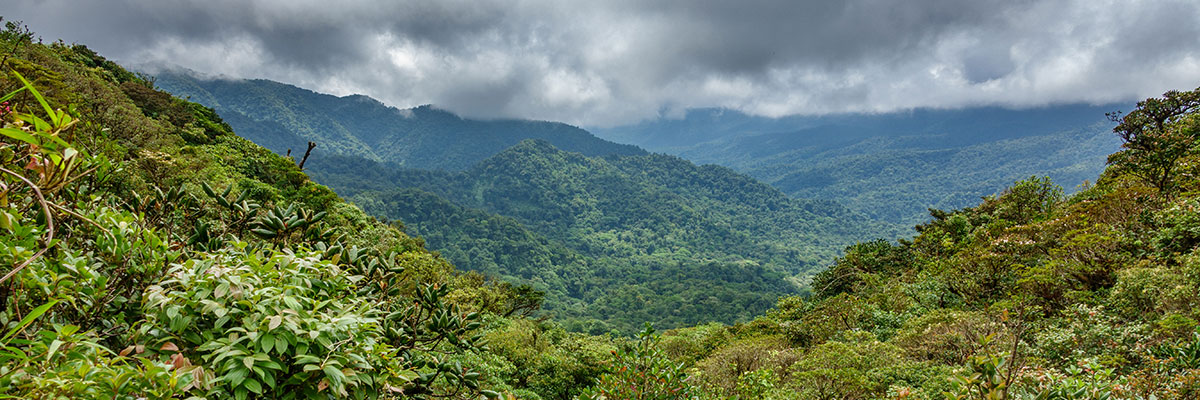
[{"xmin": 592, "ymin": 106, "xmax": 1124, "ymax": 225}]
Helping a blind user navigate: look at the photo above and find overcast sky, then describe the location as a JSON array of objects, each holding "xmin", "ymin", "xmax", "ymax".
[{"xmin": 6, "ymin": 0, "xmax": 1200, "ymax": 126}]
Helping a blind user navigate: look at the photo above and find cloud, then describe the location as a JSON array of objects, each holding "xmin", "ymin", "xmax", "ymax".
[{"xmin": 6, "ymin": 0, "xmax": 1200, "ymax": 126}]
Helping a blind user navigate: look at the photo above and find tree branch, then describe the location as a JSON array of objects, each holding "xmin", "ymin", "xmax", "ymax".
[
  {"xmin": 298, "ymin": 141, "xmax": 316, "ymax": 170},
  {"xmin": 0, "ymin": 166, "xmax": 54, "ymax": 285}
]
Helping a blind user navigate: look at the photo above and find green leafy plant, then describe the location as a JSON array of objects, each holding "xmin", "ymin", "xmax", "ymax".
[{"xmin": 580, "ymin": 323, "xmax": 696, "ymax": 400}]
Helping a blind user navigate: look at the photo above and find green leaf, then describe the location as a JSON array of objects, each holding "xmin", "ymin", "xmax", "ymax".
[
  {"xmin": 274, "ymin": 336, "xmax": 288, "ymax": 354},
  {"xmin": 243, "ymin": 378, "xmax": 263, "ymax": 394},
  {"xmin": 295, "ymin": 355, "xmax": 320, "ymax": 364},
  {"xmin": 225, "ymin": 367, "xmax": 249, "ymax": 387},
  {"xmin": 39, "ymin": 134, "xmax": 71, "ymax": 150},
  {"xmin": 0, "ymin": 86, "xmax": 27, "ymax": 103},
  {"xmin": 46, "ymin": 339, "xmax": 63, "ymax": 361},
  {"xmin": 260, "ymin": 333, "xmax": 275, "ymax": 353},
  {"xmin": 11, "ymin": 71, "xmax": 56, "ymax": 124},
  {"xmin": 251, "ymin": 228, "xmax": 277, "ymax": 238},
  {"xmin": 2, "ymin": 300, "xmax": 59, "ymax": 344},
  {"xmin": 0, "ymin": 128, "xmax": 39, "ymax": 146},
  {"xmin": 0, "ymin": 210, "xmax": 14, "ymax": 231},
  {"xmin": 323, "ymin": 365, "xmax": 345, "ymax": 384}
]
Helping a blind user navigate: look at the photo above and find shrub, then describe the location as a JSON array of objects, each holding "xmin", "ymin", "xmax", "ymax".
[
  {"xmin": 693, "ymin": 336, "xmax": 799, "ymax": 395},
  {"xmin": 893, "ymin": 309, "xmax": 1002, "ymax": 365},
  {"xmin": 580, "ymin": 324, "xmax": 696, "ymax": 400},
  {"xmin": 784, "ymin": 331, "xmax": 911, "ymax": 400}
]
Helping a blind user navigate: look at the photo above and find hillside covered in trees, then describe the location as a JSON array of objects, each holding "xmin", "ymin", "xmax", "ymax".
[
  {"xmin": 0, "ymin": 23, "xmax": 537, "ymax": 399},
  {"xmin": 153, "ymin": 70, "xmax": 646, "ymax": 170},
  {"xmin": 2, "ymin": 20, "xmax": 1198, "ymax": 400},
  {"xmin": 308, "ymin": 140, "xmax": 893, "ymax": 333},
  {"xmin": 592, "ymin": 107, "xmax": 1122, "ymax": 226}
]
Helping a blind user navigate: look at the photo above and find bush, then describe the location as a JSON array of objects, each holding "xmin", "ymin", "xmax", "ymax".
[
  {"xmin": 893, "ymin": 309, "xmax": 1001, "ymax": 365},
  {"xmin": 580, "ymin": 324, "xmax": 696, "ymax": 400},
  {"xmin": 693, "ymin": 336, "xmax": 799, "ymax": 395},
  {"xmin": 784, "ymin": 331, "xmax": 912, "ymax": 400}
]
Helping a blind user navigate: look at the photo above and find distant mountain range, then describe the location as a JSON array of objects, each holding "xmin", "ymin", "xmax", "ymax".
[{"xmin": 591, "ymin": 106, "xmax": 1125, "ymax": 225}]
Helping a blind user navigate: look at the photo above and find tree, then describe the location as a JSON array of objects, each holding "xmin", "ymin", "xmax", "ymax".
[{"xmin": 1108, "ymin": 87, "xmax": 1200, "ymax": 193}]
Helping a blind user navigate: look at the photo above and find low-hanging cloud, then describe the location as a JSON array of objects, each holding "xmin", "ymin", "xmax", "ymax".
[{"xmin": 7, "ymin": 0, "xmax": 1200, "ymax": 126}]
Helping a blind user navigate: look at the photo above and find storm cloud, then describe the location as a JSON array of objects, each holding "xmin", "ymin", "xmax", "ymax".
[{"xmin": 6, "ymin": 0, "xmax": 1200, "ymax": 126}]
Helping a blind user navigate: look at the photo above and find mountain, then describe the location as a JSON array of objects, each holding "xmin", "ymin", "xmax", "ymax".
[
  {"xmin": 153, "ymin": 70, "xmax": 645, "ymax": 170},
  {"xmin": 307, "ymin": 140, "xmax": 895, "ymax": 332},
  {"xmin": 591, "ymin": 106, "xmax": 1124, "ymax": 225},
  {"xmin": 153, "ymin": 70, "xmax": 896, "ymax": 332}
]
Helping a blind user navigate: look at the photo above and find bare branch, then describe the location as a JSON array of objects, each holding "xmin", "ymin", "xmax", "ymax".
[{"xmin": 0, "ymin": 165, "xmax": 54, "ymax": 285}]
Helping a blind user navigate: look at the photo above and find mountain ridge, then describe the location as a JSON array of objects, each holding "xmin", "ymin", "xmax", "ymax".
[
  {"xmin": 592, "ymin": 106, "xmax": 1124, "ymax": 225},
  {"xmin": 153, "ymin": 70, "xmax": 646, "ymax": 170}
]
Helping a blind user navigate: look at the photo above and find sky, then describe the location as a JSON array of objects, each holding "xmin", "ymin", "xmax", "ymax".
[{"xmin": 6, "ymin": 0, "xmax": 1200, "ymax": 127}]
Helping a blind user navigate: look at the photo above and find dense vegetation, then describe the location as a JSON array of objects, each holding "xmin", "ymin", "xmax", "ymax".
[
  {"xmin": 308, "ymin": 141, "xmax": 894, "ymax": 333},
  {"xmin": 592, "ymin": 106, "xmax": 1122, "ymax": 226},
  {"xmin": 5, "ymin": 19, "xmax": 1198, "ymax": 400},
  {"xmin": 571, "ymin": 89, "xmax": 1200, "ymax": 398},
  {"xmin": 152, "ymin": 71, "xmax": 645, "ymax": 170},
  {"xmin": 0, "ymin": 22, "xmax": 577, "ymax": 399}
]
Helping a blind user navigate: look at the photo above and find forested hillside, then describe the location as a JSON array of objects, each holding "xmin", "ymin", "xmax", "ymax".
[
  {"xmin": 565, "ymin": 88, "xmax": 1200, "ymax": 399},
  {"xmin": 0, "ymin": 25, "xmax": 534, "ymax": 398},
  {"xmin": 307, "ymin": 140, "xmax": 894, "ymax": 333},
  {"xmin": 153, "ymin": 70, "xmax": 645, "ymax": 170},
  {"xmin": 593, "ymin": 107, "xmax": 1123, "ymax": 226}
]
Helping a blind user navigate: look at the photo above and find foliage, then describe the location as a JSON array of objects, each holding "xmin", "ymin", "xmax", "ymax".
[
  {"xmin": 1108, "ymin": 88, "xmax": 1200, "ymax": 193},
  {"xmin": 9, "ymin": 20, "xmax": 1200, "ymax": 400},
  {"xmin": 480, "ymin": 318, "xmax": 614, "ymax": 400},
  {"xmin": 579, "ymin": 324, "xmax": 697, "ymax": 400},
  {"xmin": 140, "ymin": 246, "xmax": 491, "ymax": 399},
  {"xmin": 0, "ymin": 31, "xmax": 509, "ymax": 399},
  {"xmin": 652, "ymin": 87, "xmax": 1200, "ymax": 399}
]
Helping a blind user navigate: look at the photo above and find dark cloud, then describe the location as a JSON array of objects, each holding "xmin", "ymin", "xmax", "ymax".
[{"xmin": 6, "ymin": 0, "xmax": 1200, "ymax": 126}]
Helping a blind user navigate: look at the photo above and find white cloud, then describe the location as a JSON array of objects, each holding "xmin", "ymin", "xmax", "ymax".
[{"xmin": 6, "ymin": 0, "xmax": 1200, "ymax": 127}]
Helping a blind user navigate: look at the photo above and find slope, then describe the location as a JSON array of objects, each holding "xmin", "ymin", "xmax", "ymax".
[
  {"xmin": 0, "ymin": 33, "xmax": 528, "ymax": 398},
  {"xmin": 619, "ymin": 90, "xmax": 1200, "ymax": 398}
]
